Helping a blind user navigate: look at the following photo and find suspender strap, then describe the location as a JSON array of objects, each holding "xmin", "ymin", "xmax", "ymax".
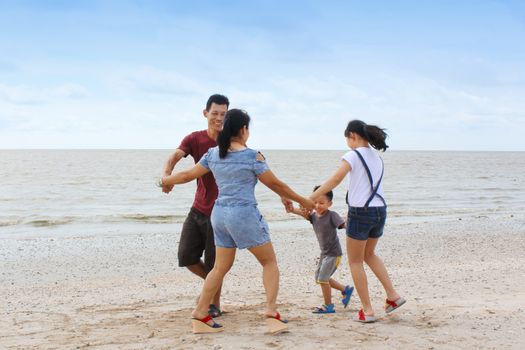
[{"xmin": 353, "ymin": 150, "xmax": 386, "ymax": 208}]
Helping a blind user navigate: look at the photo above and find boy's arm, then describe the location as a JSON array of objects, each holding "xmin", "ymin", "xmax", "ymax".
[{"xmin": 286, "ymin": 203, "xmax": 312, "ymax": 221}]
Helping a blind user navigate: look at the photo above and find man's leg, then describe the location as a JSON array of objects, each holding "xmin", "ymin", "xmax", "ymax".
[{"xmin": 178, "ymin": 209, "xmax": 207, "ymax": 278}]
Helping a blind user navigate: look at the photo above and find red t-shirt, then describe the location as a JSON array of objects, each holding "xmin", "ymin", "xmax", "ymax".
[{"xmin": 177, "ymin": 130, "xmax": 218, "ymax": 217}]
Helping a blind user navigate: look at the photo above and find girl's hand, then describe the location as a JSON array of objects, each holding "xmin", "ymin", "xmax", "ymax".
[{"xmin": 300, "ymin": 197, "xmax": 315, "ymax": 211}]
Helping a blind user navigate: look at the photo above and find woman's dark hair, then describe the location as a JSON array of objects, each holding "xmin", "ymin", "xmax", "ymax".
[
  {"xmin": 217, "ymin": 109, "xmax": 251, "ymax": 158},
  {"xmin": 344, "ymin": 120, "xmax": 389, "ymax": 152}
]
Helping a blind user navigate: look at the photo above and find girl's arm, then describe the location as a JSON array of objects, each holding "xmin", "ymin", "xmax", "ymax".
[
  {"xmin": 161, "ymin": 164, "xmax": 210, "ymax": 186},
  {"xmin": 310, "ymin": 160, "xmax": 351, "ymax": 200},
  {"xmin": 258, "ymin": 170, "xmax": 314, "ymax": 210}
]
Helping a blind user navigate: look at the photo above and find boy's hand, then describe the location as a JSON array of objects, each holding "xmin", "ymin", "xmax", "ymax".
[{"xmin": 281, "ymin": 197, "xmax": 293, "ymax": 213}]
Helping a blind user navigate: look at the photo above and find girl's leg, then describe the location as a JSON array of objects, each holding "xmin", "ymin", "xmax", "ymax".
[
  {"xmin": 192, "ymin": 247, "xmax": 236, "ymax": 323},
  {"xmin": 248, "ymin": 242, "xmax": 280, "ymax": 316},
  {"xmin": 347, "ymin": 236, "xmax": 374, "ymax": 315},
  {"xmin": 364, "ymin": 238, "xmax": 400, "ymax": 301}
]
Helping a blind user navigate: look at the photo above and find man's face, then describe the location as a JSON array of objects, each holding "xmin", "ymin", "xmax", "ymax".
[{"xmin": 204, "ymin": 103, "xmax": 228, "ymax": 132}]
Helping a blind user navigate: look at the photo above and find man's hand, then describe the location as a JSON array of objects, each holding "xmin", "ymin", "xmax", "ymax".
[{"xmin": 162, "ymin": 184, "xmax": 174, "ymax": 194}]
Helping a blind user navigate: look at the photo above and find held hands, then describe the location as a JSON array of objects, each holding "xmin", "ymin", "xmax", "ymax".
[
  {"xmin": 281, "ymin": 196, "xmax": 314, "ymax": 220},
  {"xmin": 157, "ymin": 176, "xmax": 174, "ymax": 194},
  {"xmin": 280, "ymin": 197, "xmax": 294, "ymax": 213}
]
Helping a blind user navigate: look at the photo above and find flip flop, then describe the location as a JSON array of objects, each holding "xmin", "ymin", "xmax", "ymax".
[
  {"xmin": 191, "ymin": 315, "xmax": 223, "ymax": 334},
  {"xmin": 353, "ymin": 309, "xmax": 377, "ymax": 323},
  {"xmin": 312, "ymin": 303, "xmax": 336, "ymax": 314},
  {"xmin": 385, "ymin": 297, "xmax": 406, "ymax": 313},
  {"xmin": 266, "ymin": 312, "xmax": 289, "ymax": 334},
  {"xmin": 208, "ymin": 304, "xmax": 222, "ymax": 318},
  {"xmin": 341, "ymin": 285, "xmax": 354, "ymax": 308}
]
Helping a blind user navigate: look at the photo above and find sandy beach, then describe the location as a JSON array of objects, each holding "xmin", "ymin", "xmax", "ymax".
[{"xmin": 1, "ymin": 215, "xmax": 524, "ymax": 349}]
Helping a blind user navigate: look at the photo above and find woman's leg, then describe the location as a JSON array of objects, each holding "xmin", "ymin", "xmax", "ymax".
[
  {"xmin": 347, "ymin": 236, "xmax": 374, "ymax": 315},
  {"xmin": 248, "ymin": 242, "xmax": 280, "ymax": 316},
  {"xmin": 192, "ymin": 247, "xmax": 236, "ymax": 323},
  {"xmin": 364, "ymin": 238, "xmax": 400, "ymax": 301}
]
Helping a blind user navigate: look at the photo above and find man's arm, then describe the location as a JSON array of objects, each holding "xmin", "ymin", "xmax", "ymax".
[{"xmin": 161, "ymin": 149, "xmax": 186, "ymax": 193}]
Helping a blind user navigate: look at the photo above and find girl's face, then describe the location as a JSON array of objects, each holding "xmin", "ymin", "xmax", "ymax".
[{"xmin": 346, "ymin": 132, "xmax": 356, "ymax": 149}]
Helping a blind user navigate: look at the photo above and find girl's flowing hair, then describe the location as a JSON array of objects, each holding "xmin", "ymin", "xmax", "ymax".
[
  {"xmin": 344, "ymin": 120, "xmax": 389, "ymax": 151},
  {"xmin": 217, "ymin": 109, "xmax": 251, "ymax": 158}
]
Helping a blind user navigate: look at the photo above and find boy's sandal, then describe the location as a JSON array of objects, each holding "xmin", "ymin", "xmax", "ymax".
[
  {"xmin": 191, "ymin": 315, "xmax": 223, "ymax": 334},
  {"xmin": 266, "ymin": 312, "xmax": 289, "ymax": 334},
  {"xmin": 353, "ymin": 309, "xmax": 377, "ymax": 323},
  {"xmin": 312, "ymin": 303, "xmax": 336, "ymax": 314},
  {"xmin": 385, "ymin": 297, "xmax": 406, "ymax": 313},
  {"xmin": 341, "ymin": 285, "xmax": 354, "ymax": 308},
  {"xmin": 208, "ymin": 304, "xmax": 222, "ymax": 318}
]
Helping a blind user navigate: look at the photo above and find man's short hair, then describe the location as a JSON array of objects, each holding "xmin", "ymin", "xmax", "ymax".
[{"xmin": 206, "ymin": 94, "xmax": 229, "ymax": 111}]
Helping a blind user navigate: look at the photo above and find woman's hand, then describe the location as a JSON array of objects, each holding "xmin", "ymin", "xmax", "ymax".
[{"xmin": 299, "ymin": 197, "xmax": 315, "ymax": 211}]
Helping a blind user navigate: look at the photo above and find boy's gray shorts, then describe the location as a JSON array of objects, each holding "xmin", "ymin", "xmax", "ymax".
[{"xmin": 315, "ymin": 255, "xmax": 342, "ymax": 284}]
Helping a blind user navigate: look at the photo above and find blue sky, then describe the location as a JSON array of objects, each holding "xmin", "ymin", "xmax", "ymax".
[{"xmin": 1, "ymin": 0, "xmax": 524, "ymax": 150}]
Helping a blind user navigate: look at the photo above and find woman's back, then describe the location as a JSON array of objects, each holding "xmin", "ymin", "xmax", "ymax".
[{"xmin": 200, "ymin": 146, "xmax": 269, "ymax": 207}]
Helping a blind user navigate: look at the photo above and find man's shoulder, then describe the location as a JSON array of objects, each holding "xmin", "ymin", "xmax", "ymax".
[{"xmin": 185, "ymin": 129, "xmax": 208, "ymax": 139}]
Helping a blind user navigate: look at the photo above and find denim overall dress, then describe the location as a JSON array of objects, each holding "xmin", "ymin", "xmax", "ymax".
[
  {"xmin": 346, "ymin": 150, "xmax": 387, "ymax": 241},
  {"xmin": 199, "ymin": 146, "xmax": 271, "ymax": 249}
]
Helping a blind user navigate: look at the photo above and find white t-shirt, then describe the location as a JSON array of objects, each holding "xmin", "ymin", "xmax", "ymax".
[{"xmin": 341, "ymin": 147, "xmax": 385, "ymax": 207}]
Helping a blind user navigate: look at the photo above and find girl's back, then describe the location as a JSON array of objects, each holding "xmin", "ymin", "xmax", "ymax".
[{"xmin": 342, "ymin": 147, "xmax": 385, "ymax": 208}]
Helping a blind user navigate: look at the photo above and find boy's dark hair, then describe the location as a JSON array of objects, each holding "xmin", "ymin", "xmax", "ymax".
[
  {"xmin": 206, "ymin": 94, "xmax": 229, "ymax": 111},
  {"xmin": 313, "ymin": 185, "xmax": 333, "ymax": 201}
]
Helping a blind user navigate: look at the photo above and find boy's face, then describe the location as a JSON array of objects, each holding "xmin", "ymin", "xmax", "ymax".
[
  {"xmin": 314, "ymin": 195, "xmax": 332, "ymax": 215},
  {"xmin": 203, "ymin": 103, "xmax": 228, "ymax": 133}
]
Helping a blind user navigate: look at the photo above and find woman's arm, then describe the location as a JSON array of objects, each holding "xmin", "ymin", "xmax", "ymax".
[
  {"xmin": 258, "ymin": 170, "xmax": 314, "ymax": 210},
  {"xmin": 310, "ymin": 160, "xmax": 351, "ymax": 200},
  {"xmin": 161, "ymin": 164, "xmax": 210, "ymax": 186}
]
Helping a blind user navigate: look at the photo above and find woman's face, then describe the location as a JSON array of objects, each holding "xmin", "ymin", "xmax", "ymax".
[{"xmin": 240, "ymin": 125, "xmax": 250, "ymax": 143}]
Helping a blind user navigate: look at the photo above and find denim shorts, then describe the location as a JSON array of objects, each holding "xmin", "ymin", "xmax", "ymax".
[
  {"xmin": 346, "ymin": 206, "xmax": 387, "ymax": 241},
  {"xmin": 211, "ymin": 205, "xmax": 271, "ymax": 249}
]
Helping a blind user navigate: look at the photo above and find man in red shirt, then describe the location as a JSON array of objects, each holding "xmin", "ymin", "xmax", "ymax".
[{"xmin": 161, "ymin": 94, "xmax": 229, "ymax": 317}]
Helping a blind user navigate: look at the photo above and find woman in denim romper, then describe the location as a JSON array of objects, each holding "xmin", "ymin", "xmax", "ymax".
[
  {"xmin": 309, "ymin": 120, "xmax": 405, "ymax": 323},
  {"xmin": 161, "ymin": 109, "xmax": 314, "ymax": 334}
]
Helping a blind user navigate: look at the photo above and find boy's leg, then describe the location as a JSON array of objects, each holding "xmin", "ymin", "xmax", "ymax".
[
  {"xmin": 329, "ymin": 278, "xmax": 346, "ymax": 292},
  {"xmin": 320, "ymin": 283, "xmax": 332, "ymax": 305}
]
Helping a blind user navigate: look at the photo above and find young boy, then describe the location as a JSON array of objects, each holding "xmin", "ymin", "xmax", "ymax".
[{"xmin": 288, "ymin": 186, "xmax": 354, "ymax": 313}]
